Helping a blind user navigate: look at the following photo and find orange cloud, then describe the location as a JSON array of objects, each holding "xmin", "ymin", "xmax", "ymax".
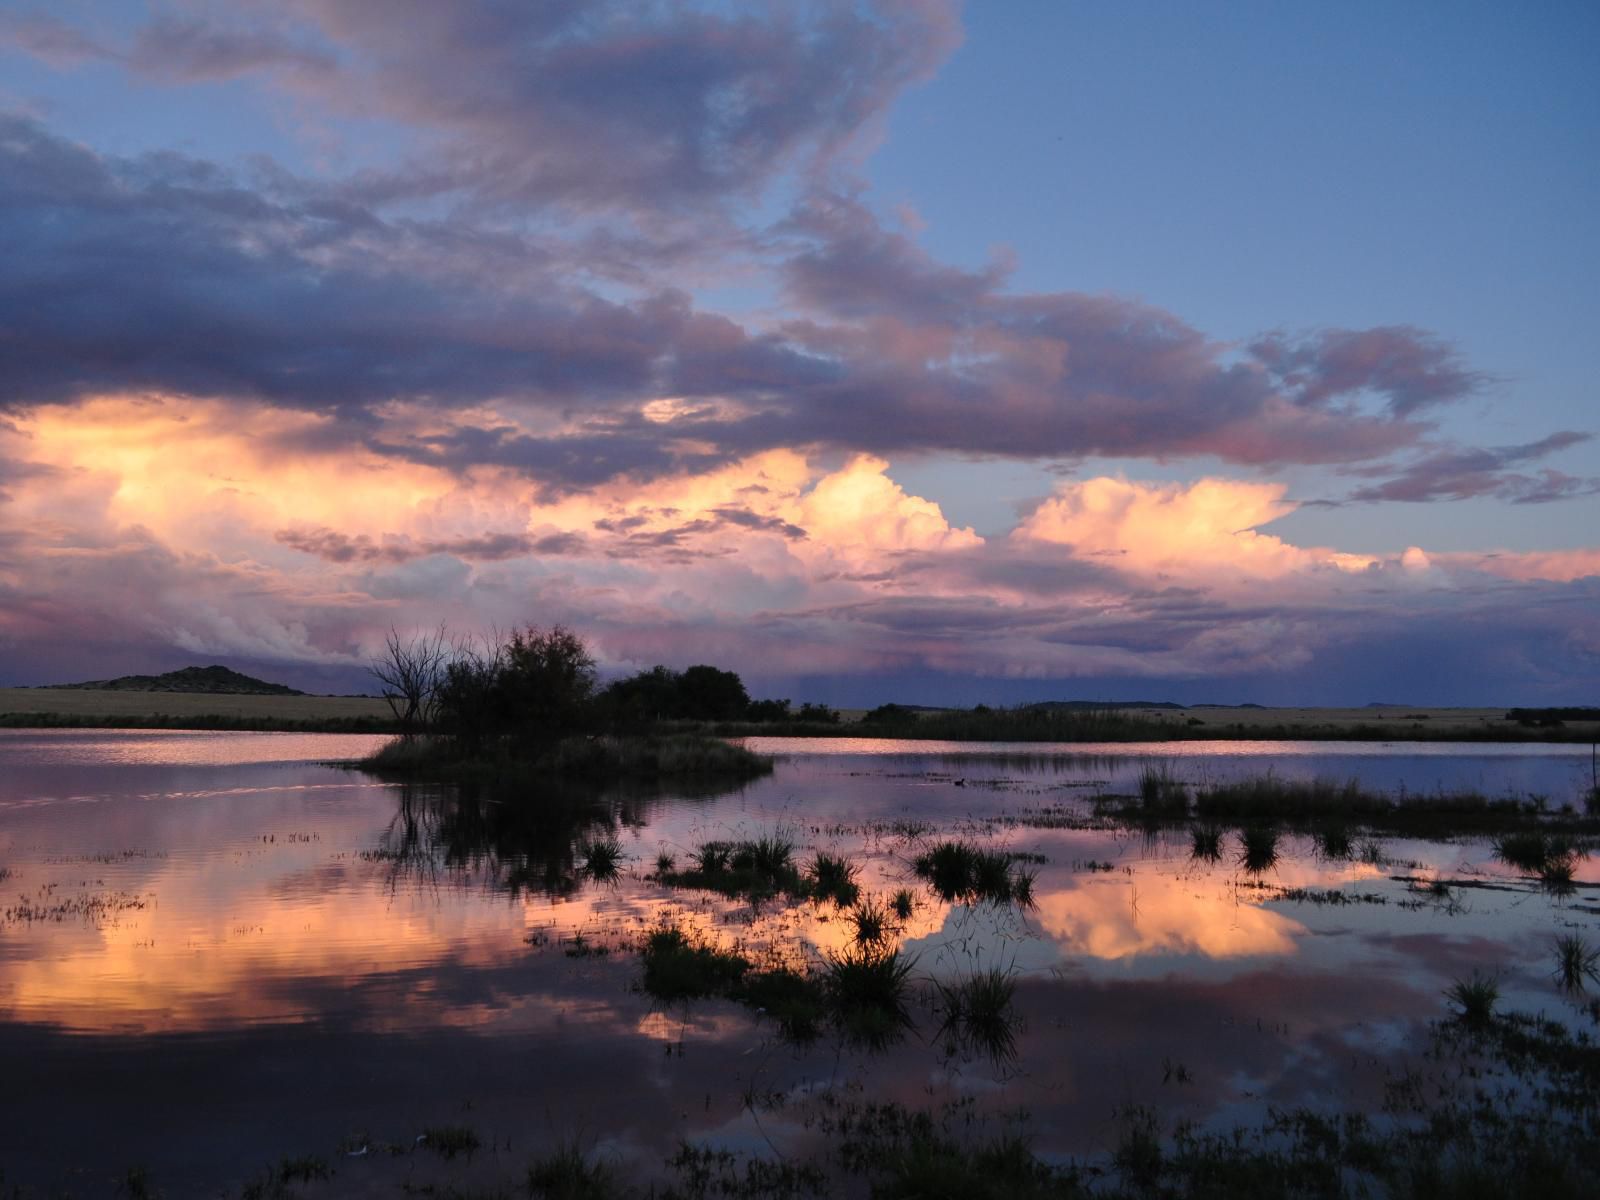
[{"xmin": 1014, "ymin": 477, "xmax": 1374, "ymax": 580}]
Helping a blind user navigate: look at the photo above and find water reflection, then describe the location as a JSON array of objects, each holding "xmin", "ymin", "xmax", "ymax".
[{"xmin": 1, "ymin": 731, "xmax": 1596, "ymax": 1195}]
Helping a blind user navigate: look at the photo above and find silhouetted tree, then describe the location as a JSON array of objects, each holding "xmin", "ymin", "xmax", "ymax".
[
  {"xmin": 676, "ymin": 664, "xmax": 750, "ymax": 720},
  {"xmin": 370, "ymin": 625, "xmax": 449, "ymax": 735},
  {"xmin": 498, "ymin": 625, "xmax": 597, "ymax": 745}
]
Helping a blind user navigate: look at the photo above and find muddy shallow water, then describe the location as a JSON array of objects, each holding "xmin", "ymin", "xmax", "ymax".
[{"xmin": 0, "ymin": 730, "xmax": 1595, "ymax": 1195}]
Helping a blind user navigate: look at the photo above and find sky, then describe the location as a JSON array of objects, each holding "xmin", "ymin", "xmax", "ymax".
[{"xmin": 0, "ymin": 0, "xmax": 1596, "ymax": 705}]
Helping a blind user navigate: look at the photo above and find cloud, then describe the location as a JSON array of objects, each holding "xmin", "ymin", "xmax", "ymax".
[
  {"xmin": 275, "ymin": 527, "xmax": 587, "ymax": 565},
  {"xmin": 1345, "ymin": 432, "xmax": 1597, "ymax": 503},
  {"xmin": 1249, "ymin": 326, "xmax": 1486, "ymax": 416},
  {"xmin": 1014, "ymin": 477, "xmax": 1373, "ymax": 581}
]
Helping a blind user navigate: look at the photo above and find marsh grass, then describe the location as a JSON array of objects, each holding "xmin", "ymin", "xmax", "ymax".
[
  {"xmin": 1314, "ymin": 824, "xmax": 1353, "ymax": 860},
  {"xmin": 362, "ymin": 732, "xmax": 773, "ymax": 783},
  {"xmin": 1553, "ymin": 934, "xmax": 1600, "ymax": 992},
  {"xmin": 913, "ymin": 841, "xmax": 1035, "ymax": 906},
  {"xmin": 738, "ymin": 966, "xmax": 828, "ymax": 1044},
  {"xmin": 1236, "ymin": 826, "xmax": 1280, "ymax": 875},
  {"xmin": 824, "ymin": 945, "xmax": 916, "ymax": 1049},
  {"xmin": 848, "ymin": 895, "xmax": 891, "ymax": 945},
  {"xmin": 420, "ymin": 1126, "xmax": 481, "ymax": 1161},
  {"xmin": 805, "ymin": 851, "xmax": 860, "ymax": 906},
  {"xmin": 640, "ymin": 926, "xmax": 750, "ymax": 1002},
  {"xmin": 1189, "ymin": 823, "xmax": 1224, "ymax": 864},
  {"xmin": 659, "ymin": 835, "xmax": 805, "ymax": 902},
  {"xmin": 577, "ymin": 835, "xmax": 623, "ymax": 881},
  {"xmin": 1138, "ymin": 762, "xmax": 1189, "ymax": 815},
  {"xmin": 527, "ymin": 1140, "xmax": 617, "ymax": 1199},
  {"xmin": 1446, "ymin": 973, "xmax": 1500, "ymax": 1026},
  {"xmin": 889, "ymin": 888, "xmax": 917, "ymax": 920},
  {"xmin": 933, "ymin": 967, "xmax": 1020, "ymax": 1066}
]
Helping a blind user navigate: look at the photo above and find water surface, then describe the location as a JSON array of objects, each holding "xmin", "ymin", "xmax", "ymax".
[{"xmin": 0, "ymin": 731, "xmax": 1594, "ymax": 1194}]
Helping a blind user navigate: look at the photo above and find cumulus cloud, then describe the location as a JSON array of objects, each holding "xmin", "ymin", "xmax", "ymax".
[
  {"xmin": 0, "ymin": 2, "xmax": 1594, "ymax": 700},
  {"xmin": 1015, "ymin": 477, "xmax": 1372, "ymax": 581}
]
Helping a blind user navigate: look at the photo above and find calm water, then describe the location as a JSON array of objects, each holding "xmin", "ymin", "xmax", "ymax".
[{"xmin": 0, "ymin": 730, "xmax": 1596, "ymax": 1195}]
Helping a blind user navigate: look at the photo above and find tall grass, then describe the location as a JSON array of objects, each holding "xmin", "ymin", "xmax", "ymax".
[{"xmin": 1138, "ymin": 762, "xmax": 1189, "ymax": 814}]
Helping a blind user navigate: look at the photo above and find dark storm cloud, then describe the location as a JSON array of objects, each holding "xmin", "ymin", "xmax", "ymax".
[
  {"xmin": 1346, "ymin": 432, "xmax": 1598, "ymax": 503},
  {"xmin": 0, "ymin": 110, "xmax": 1501, "ymax": 490}
]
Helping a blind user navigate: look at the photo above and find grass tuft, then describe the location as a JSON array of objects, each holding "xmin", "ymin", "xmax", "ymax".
[
  {"xmin": 806, "ymin": 851, "xmax": 861, "ymax": 907},
  {"xmin": 1553, "ymin": 934, "xmax": 1600, "ymax": 992},
  {"xmin": 1445, "ymin": 973, "xmax": 1500, "ymax": 1027},
  {"xmin": 934, "ymin": 967, "xmax": 1020, "ymax": 1065},
  {"xmin": 527, "ymin": 1140, "xmax": 616, "ymax": 1199}
]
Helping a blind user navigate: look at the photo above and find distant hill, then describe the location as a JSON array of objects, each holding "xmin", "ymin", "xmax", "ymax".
[{"xmin": 45, "ymin": 665, "xmax": 305, "ymax": 696}]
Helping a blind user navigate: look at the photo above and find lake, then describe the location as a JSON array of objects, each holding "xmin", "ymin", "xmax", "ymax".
[{"xmin": 0, "ymin": 730, "xmax": 1596, "ymax": 1195}]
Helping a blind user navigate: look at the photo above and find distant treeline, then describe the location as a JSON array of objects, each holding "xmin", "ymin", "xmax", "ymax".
[{"xmin": 1506, "ymin": 707, "xmax": 1600, "ymax": 727}]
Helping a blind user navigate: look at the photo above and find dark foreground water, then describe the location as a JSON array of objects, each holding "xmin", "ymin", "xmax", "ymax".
[{"xmin": 0, "ymin": 730, "xmax": 1595, "ymax": 1195}]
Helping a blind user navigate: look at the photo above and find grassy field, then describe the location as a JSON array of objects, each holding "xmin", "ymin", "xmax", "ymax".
[{"xmin": 0, "ymin": 688, "xmax": 397, "ymax": 731}]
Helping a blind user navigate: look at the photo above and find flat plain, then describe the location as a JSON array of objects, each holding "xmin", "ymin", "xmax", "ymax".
[{"xmin": 0, "ymin": 688, "xmax": 392, "ymax": 723}]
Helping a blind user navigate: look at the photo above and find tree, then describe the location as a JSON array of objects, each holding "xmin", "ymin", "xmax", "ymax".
[
  {"xmin": 433, "ymin": 633, "xmax": 507, "ymax": 752},
  {"xmin": 370, "ymin": 625, "xmax": 449, "ymax": 736},
  {"xmin": 498, "ymin": 625, "xmax": 598, "ymax": 744},
  {"xmin": 676, "ymin": 664, "xmax": 750, "ymax": 720}
]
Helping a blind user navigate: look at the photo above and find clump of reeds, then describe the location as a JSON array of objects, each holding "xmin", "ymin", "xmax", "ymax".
[
  {"xmin": 849, "ymin": 895, "xmax": 891, "ymax": 945},
  {"xmin": 420, "ymin": 1126, "xmax": 480, "ymax": 1161},
  {"xmin": 1553, "ymin": 934, "xmax": 1600, "ymax": 992},
  {"xmin": 913, "ymin": 841, "xmax": 1034, "ymax": 906},
  {"xmin": 806, "ymin": 851, "xmax": 860, "ymax": 906},
  {"xmin": 824, "ymin": 945, "xmax": 915, "ymax": 1049},
  {"xmin": 1445, "ymin": 973, "xmax": 1500, "ymax": 1027},
  {"xmin": 1189, "ymin": 824, "xmax": 1224, "ymax": 864},
  {"xmin": 1237, "ymin": 826, "xmax": 1280, "ymax": 875},
  {"xmin": 639, "ymin": 926, "xmax": 750, "ymax": 1002},
  {"xmin": 659, "ymin": 834, "xmax": 804, "ymax": 901},
  {"xmin": 934, "ymin": 966, "xmax": 1020, "ymax": 1065},
  {"xmin": 1138, "ymin": 762, "xmax": 1190, "ymax": 815},
  {"xmin": 1315, "ymin": 824, "xmax": 1353, "ymax": 861},
  {"xmin": 527, "ymin": 1139, "xmax": 615, "ymax": 1199},
  {"xmin": 890, "ymin": 888, "xmax": 917, "ymax": 920},
  {"xmin": 577, "ymin": 834, "xmax": 623, "ymax": 881}
]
